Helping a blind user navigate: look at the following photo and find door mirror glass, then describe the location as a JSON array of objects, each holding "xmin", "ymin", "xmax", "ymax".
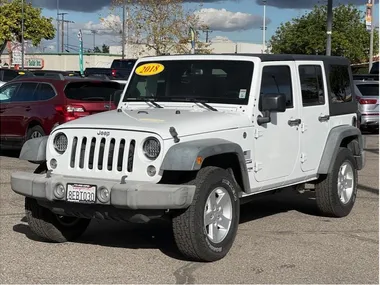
[{"xmin": 261, "ymin": 93, "xmax": 287, "ymax": 112}]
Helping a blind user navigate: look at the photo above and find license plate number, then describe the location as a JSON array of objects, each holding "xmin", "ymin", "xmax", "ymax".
[{"xmin": 66, "ymin": 183, "xmax": 97, "ymax": 204}]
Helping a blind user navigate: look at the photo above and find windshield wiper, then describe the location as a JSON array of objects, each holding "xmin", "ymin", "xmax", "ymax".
[
  {"xmin": 188, "ymin": 99, "xmax": 218, "ymax": 111},
  {"xmin": 142, "ymin": 98, "xmax": 163, "ymax": 108}
]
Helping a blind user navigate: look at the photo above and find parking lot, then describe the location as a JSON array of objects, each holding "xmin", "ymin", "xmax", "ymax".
[{"xmin": 0, "ymin": 133, "xmax": 378, "ymax": 284}]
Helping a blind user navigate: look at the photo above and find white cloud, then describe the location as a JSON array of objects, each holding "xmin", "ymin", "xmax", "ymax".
[
  {"xmin": 210, "ymin": 36, "xmax": 233, "ymax": 43},
  {"xmin": 195, "ymin": 8, "xmax": 271, "ymax": 32},
  {"xmin": 82, "ymin": 14, "xmax": 122, "ymax": 35}
]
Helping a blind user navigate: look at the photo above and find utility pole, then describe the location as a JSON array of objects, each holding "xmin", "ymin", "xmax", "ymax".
[
  {"xmin": 63, "ymin": 20, "xmax": 74, "ymax": 52},
  {"xmin": 262, "ymin": 0, "xmax": 267, "ymax": 53},
  {"xmin": 368, "ymin": 0, "xmax": 375, "ymax": 72},
  {"xmin": 56, "ymin": 0, "xmax": 60, "ymax": 53},
  {"xmin": 21, "ymin": 0, "xmax": 24, "ymax": 69},
  {"xmin": 58, "ymin": 12, "xmax": 68, "ymax": 53},
  {"xmin": 91, "ymin": 30, "xmax": 96, "ymax": 52},
  {"xmin": 326, "ymin": 0, "xmax": 333, "ymax": 56},
  {"xmin": 202, "ymin": 28, "xmax": 213, "ymax": 43},
  {"xmin": 121, "ymin": 3, "xmax": 126, "ymax": 59}
]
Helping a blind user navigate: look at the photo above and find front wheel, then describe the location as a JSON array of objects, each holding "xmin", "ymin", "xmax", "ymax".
[
  {"xmin": 315, "ymin": 147, "xmax": 358, "ymax": 218},
  {"xmin": 172, "ymin": 166, "xmax": 240, "ymax": 262}
]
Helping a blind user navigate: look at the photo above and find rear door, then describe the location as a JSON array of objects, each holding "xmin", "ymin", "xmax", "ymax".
[
  {"xmin": 4, "ymin": 82, "xmax": 39, "ymax": 139},
  {"xmin": 296, "ymin": 62, "xmax": 330, "ymax": 173},
  {"xmin": 64, "ymin": 81, "xmax": 123, "ymax": 115},
  {"xmin": 0, "ymin": 83, "xmax": 21, "ymax": 141}
]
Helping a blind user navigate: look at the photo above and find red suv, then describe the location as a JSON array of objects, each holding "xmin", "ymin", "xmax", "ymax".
[{"xmin": 0, "ymin": 75, "xmax": 123, "ymax": 149}]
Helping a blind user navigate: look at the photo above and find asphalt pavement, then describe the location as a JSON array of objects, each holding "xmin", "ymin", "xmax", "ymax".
[{"xmin": 0, "ymin": 133, "xmax": 378, "ymax": 284}]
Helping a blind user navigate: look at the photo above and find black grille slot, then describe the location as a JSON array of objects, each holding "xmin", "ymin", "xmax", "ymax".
[
  {"xmin": 70, "ymin": 137, "xmax": 78, "ymax": 168},
  {"xmin": 127, "ymin": 140, "xmax": 135, "ymax": 172},
  {"xmin": 117, "ymin": 139, "xmax": 125, "ymax": 172},
  {"xmin": 107, "ymin": 138, "xmax": 116, "ymax": 171},
  {"xmin": 88, "ymin": 137, "xmax": 96, "ymax": 169},
  {"xmin": 98, "ymin": 138, "xmax": 106, "ymax": 170},
  {"xmin": 79, "ymin": 137, "xmax": 87, "ymax": 169}
]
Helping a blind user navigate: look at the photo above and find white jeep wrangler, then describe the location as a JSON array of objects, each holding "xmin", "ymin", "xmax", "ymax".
[{"xmin": 11, "ymin": 54, "xmax": 365, "ymax": 262}]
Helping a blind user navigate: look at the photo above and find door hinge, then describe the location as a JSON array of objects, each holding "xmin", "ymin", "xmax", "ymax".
[
  {"xmin": 253, "ymin": 162, "xmax": 263, "ymax": 172},
  {"xmin": 254, "ymin": 128, "xmax": 263, "ymax": 139},
  {"xmin": 300, "ymin": 123, "xmax": 307, "ymax": 133},
  {"xmin": 300, "ymin": 153, "xmax": 307, "ymax": 163}
]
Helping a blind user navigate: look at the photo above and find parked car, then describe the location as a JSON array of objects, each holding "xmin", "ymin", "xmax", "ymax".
[
  {"xmin": 0, "ymin": 75, "xmax": 124, "ymax": 149},
  {"xmin": 354, "ymin": 79, "xmax": 379, "ymax": 132},
  {"xmin": 110, "ymin": 58, "xmax": 137, "ymax": 79},
  {"xmin": 0, "ymin": 68, "xmax": 33, "ymax": 87}
]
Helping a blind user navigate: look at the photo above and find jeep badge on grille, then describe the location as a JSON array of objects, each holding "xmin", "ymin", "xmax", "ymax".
[{"xmin": 97, "ymin": 131, "xmax": 110, "ymax": 136}]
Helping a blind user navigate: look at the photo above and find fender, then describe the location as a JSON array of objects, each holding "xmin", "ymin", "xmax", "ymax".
[
  {"xmin": 318, "ymin": 125, "xmax": 364, "ymax": 174},
  {"xmin": 19, "ymin": 136, "xmax": 48, "ymax": 163},
  {"xmin": 160, "ymin": 138, "xmax": 250, "ymax": 192}
]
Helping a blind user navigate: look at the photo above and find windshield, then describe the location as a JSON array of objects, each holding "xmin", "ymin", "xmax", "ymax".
[
  {"xmin": 64, "ymin": 81, "xmax": 123, "ymax": 102},
  {"xmin": 122, "ymin": 60, "xmax": 254, "ymax": 105},
  {"xmin": 356, "ymin": 83, "xmax": 379, "ymax": 96}
]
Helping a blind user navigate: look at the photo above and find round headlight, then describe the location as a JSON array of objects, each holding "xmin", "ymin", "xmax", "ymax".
[
  {"xmin": 143, "ymin": 137, "xmax": 161, "ymax": 160},
  {"xmin": 53, "ymin": 132, "xmax": 68, "ymax": 154}
]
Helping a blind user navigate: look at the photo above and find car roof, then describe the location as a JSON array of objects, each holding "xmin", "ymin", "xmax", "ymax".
[
  {"xmin": 140, "ymin": 53, "xmax": 350, "ymax": 64},
  {"xmin": 9, "ymin": 76, "xmax": 118, "ymax": 84}
]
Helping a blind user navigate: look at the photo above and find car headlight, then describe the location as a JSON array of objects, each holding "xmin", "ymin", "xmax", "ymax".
[
  {"xmin": 143, "ymin": 137, "xmax": 161, "ymax": 160},
  {"xmin": 53, "ymin": 132, "xmax": 68, "ymax": 154}
]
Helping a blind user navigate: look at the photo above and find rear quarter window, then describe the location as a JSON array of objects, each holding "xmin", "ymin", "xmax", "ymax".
[{"xmin": 64, "ymin": 81, "xmax": 123, "ymax": 102}]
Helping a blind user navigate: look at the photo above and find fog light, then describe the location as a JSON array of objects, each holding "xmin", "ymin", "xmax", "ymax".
[
  {"xmin": 50, "ymin": 158, "xmax": 57, "ymax": 169},
  {"xmin": 97, "ymin": 187, "xmax": 110, "ymax": 203},
  {"xmin": 54, "ymin": 183, "xmax": 65, "ymax": 199},
  {"xmin": 147, "ymin": 165, "xmax": 156, "ymax": 177}
]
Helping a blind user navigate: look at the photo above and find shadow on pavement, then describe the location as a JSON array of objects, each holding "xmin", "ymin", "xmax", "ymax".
[
  {"xmin": 358, "ymin": 184, "xmax": 379, "ymax": 195},
  {"xmin": 0, "ymin": 149, "xmax": 20, "ymax": 158},
  {"xmin": 12, "ymin": 188, "xmax": 322, "ymax": 261}
]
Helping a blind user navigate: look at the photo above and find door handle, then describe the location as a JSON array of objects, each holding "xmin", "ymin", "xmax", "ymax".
[
  {"xmin": 288, "ymin": 118, "xmax": 301, "ymax": 126},
  {"xmin": 318, "ymin": 115, "xmax": 330, "ymax": 122},
  {"xmin": 25, "ymin": 106, "xmax": 31, "ymax": 111}
]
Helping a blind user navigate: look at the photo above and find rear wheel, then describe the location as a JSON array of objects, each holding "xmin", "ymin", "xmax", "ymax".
[
  {"xmin": 315, "ymin": 147, "xmax": 358, "ymax": 217},
  {"xmin": 26, "ymin": 125, "xmax": 45, "ymax": 141}
]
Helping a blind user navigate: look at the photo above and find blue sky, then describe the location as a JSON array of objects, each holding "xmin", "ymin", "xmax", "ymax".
[{"xmin": 29, "ymin": 0, "xmax": 379, "ymax": 53}]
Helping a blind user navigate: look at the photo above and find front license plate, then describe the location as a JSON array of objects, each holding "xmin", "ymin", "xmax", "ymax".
[{"xmin": 66, "ymin": 183, "xmax": 97, "ymax": 204}]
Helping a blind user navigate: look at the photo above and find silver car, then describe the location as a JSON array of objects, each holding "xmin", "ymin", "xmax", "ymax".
[{"xmin": 354, "ymin": 79, "xmax": 379, "ymax": 132}]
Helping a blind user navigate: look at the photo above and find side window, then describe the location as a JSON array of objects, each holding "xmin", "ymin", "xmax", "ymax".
[
  {"xmin": 11, "ymin": 82, "xmax": 38, "ymax": 102},
  {"xmin": 0, "ymin": 84, "xmax": 20, "ymax": 102},
  {"xmin": 260, "ymin": 65, "xmax": 293, "ymax": 110},
  {"xmin": 299, "ymin": 65, "xmax": 325, "ymax": 106},
  {"xmin": 36, "ymin": 83, "xmax": 56, "ymax": 101},
  {"xmin": 328, "ymin": 65, "xmax": 352, "ymax": 103},
  {"xmin": 3, "ymin": 70, "xmax": 18, "ymax": 82}
]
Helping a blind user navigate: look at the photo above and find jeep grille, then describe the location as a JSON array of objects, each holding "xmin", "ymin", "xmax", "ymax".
[{"xmin": 69, "ymin": 136, "xmax": 135, "ymax": 172}]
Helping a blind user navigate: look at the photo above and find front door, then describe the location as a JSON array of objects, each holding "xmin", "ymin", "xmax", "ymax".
[
  {"xmin": 296, "ymin": 62, "xmax": 330, "ymax": 173},
  {"xmin": 253, "ymin": 62, "xmax": 301, "ymax": 183}
]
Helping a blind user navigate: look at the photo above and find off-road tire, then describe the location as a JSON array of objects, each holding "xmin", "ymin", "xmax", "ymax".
[
  {"xmin": 26, "ymin": 125, "xmax": 45, "ymax": 141},
  {"xmin": 315, "ymin": 147, "xmax": 358, "ymax": 218},
  {"xmin": 25, "ymin": 197, "xmax": 91, "ymax": 242},
  {"xmin": 172, "ymin": 166, "xmax": 240, "ymax": 262}
]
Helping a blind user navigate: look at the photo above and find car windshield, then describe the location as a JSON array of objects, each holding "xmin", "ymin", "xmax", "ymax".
[
  {"xmin": 64, "ymin": 81, "xmax": 123, "ymax": 102},
  {"xmin": 356, "ymin": 83, "xmax": 379, "ymax": 96},
  {"xmin": 122, "ymin": 60, "xmax": 254, "ymax": 105}
]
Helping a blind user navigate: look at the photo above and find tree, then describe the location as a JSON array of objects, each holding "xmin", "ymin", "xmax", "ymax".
[
  {"xmin": 93, "ymin": 46, "xmax": 102, "ymax": 53},
  {"xmin": 0, "ymin": 0, "xmax": 55, "ymax": 56},
  {"xmin": 102, "ymin": 44, "xmax": 109, "ymax": 53},
  {"xmin": 269, "ymin": 4, "xmax": 379, "ymax": 64},
  {"xmin": 107, "ymin": 0, "xmax": 211, "ymax": 56}
]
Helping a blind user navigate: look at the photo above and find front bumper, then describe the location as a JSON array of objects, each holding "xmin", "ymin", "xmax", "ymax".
[{"xmin": 11, "ymin": 172, "xmax": 196, "ymax": 210}]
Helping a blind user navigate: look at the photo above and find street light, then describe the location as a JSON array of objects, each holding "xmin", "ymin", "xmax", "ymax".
[
  {"xmin": 262, "ymin": 0, "xmax": 267, "ymax": 53},
  {"xmin": 326, "ymin": 0, "xmax": 333, "ymax": 56},
  {"xmin": 21, "ymin": 0, "xmax": 24, "ymax": 69}
]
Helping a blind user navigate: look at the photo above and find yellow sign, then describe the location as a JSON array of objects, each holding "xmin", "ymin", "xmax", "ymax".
[{"xmin": 135, "ymin": 63, "xmax": 164, "ymax": 76}]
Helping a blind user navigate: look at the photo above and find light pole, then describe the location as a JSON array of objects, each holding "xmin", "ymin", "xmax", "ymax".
[
  {"xmin": 326, "ymin": 0, "xmax": 333, "ymax": 56},
  {"xmin": 121, "ymin": 3, "xmax": 126, "ymax": 59},
  {"xmin": 369, "ymin": 0, "xmax": 375, "ymax": 72},
  {"xmin": 57, "ymin": 0, "xmax": 60, "ymax": 53},
  {"xmin": 21, "ymin": 0, "xmax": 25, "ymax": 69},
  {"xmin": 262, "ymin": 0, "xmax": 267, "ymax": 53}
]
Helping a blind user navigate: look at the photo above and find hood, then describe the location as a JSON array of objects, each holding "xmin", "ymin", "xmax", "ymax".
[{"xmin": 57, "ymin": 107, "xmax": 251, "ymax": 139}]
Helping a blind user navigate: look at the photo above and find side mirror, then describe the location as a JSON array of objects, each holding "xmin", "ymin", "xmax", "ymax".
[
  {"xmin": 257, "ymin": 93, "xmax": 287, "ymax": 125},
  {"xmin": 113, "ymin": 90, "xmax": 123, "ymax": 107}
]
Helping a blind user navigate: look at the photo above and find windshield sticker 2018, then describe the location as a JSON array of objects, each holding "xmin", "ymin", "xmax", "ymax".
[
  {"xmin": 239, "ymin": 89, "xmax": 247, "ymax": 99},
  {"xmin": 135, "ymin": 63, "xmax": 165, "ymax": 76}
]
